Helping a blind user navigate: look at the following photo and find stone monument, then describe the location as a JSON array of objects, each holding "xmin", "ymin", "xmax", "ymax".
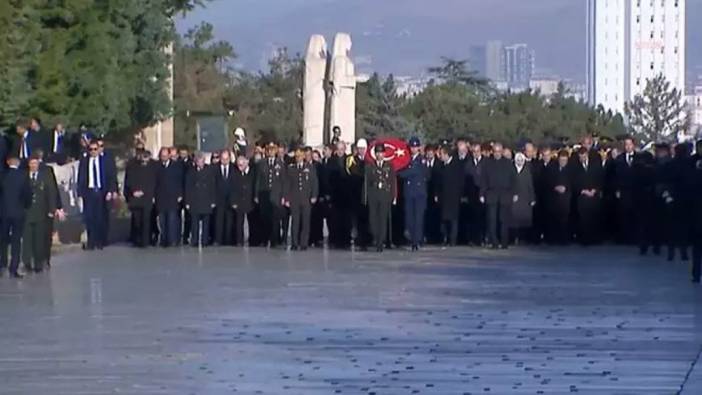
[
  {"xmin": 303, "ymin": 35, "xmax": 328, "ymax": 148},
  {"xmin": 329, "ymin": 33, "xmax": 356, "ymax": 146}
]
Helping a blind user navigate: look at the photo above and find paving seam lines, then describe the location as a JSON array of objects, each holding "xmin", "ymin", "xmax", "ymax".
[{"xmin": 678, "ymin": 342, "xmax": 702, "ymax": 394}]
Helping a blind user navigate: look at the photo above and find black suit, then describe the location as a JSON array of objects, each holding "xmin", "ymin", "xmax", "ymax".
[
  {"xmin": 571, "ymin": 160, "xmax": 604, "ymax": 245},
  {"xmin": 465, "ymin": 156, "xmax": 486, "ymax": 245},
  {"xmin": 231, "ymin": 167, "xmax": 255, "ymax": 245},
  {"xmin": 214, "ymin": 163, "xmax": 236, "ymax": 245},
  {"xmin": 46, "ymin": 130, "xmax": 70, "ymax": 165},
  {"xmin": 0, "ymin": 167, "xmax": 31, "ymax": 274},
  {"xmin": 185, "ymin": 166, "xmax": 216, "ymax": 246},
  {"xmin": 545, "ymin": 162, "xmax": 572, "ymax": 244},
  {"xmin": 613, "ymin": 153, "xmax": 638, "ymax": 243},
  {"xmin": 124, "ymin": 160, "xmax": 157, "ymax": 247},
  {"xmin": 434, "ymin": 158, "xmax": 465, "ymax": 246},
  {"xmin": 155, "ymin": 160, "xmax": 184, "ymax": 247},
  {"xmin": 424, "ymin": 158, "xmax": 442, "ymax": 244},
  {"xmin": 78, "ymin": 155, "xmax": 117, "ymax": 249},
  {"xmin": 480, "ymin": 157, "xmax": 516, "ymax": 247}
]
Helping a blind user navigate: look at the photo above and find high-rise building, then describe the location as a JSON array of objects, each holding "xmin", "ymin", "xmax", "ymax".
[
  {"xmin": 485, "ymin": 40, "xmax": 505, "ymax": 82},
  {"xmin": 503, "ymin": 44, "xmax": 535, "ymax": 89},
  {"xmin": 469, "ymin": 45, "xmax": 487, "ymax": 78},
  {"xmin": 587, "ymin": 0, "xmax": 686, "ymax": 115}
]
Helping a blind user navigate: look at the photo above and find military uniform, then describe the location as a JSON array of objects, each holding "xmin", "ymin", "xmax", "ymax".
[
  {"xmin": 399, "ymin": 148, "xmax": 429, "ymax": 250},
  {"xmin": 285, "ymin": 162, "xmax": 319, "ymax": 249},
  {"xmin": 23, "ymin": 169, "xmax": 58, "ymax": 272},
  {"xmin": 255, "ymin": 156, "xmax": 287, "ymax": 247},
  {"xmin": 365, "ymin": 158, "xmax": 396, "ymax": 251}
]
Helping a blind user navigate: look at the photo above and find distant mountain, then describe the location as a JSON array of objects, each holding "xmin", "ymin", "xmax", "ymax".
[{"xmin": 178, "ymin": 0, "xmax": 702, "ymax": 83}]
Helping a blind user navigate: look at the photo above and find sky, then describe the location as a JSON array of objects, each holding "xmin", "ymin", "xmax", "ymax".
[{"xmin": 177, "ymin": 0, "xmax": 702, "ymax": 84}]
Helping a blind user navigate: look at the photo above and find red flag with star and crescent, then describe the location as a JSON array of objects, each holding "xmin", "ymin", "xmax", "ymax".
[{"xmin": 364, "ymin": 138, "xmax": 411, "ymax": 171}]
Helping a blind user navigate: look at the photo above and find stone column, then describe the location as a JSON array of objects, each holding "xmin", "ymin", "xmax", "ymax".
[
  {"xmin": 329, "ymin": 33, "xmax": 356, "ymax": 146},
  {"xmin": 303, "ymin": 35, "xmax": 328, "ymax": 148}
]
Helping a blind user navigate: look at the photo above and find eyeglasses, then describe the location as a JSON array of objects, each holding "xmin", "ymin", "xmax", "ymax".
[{"xmin": 89, "ymin": 148, "xmax": 99, "ymax": 152}]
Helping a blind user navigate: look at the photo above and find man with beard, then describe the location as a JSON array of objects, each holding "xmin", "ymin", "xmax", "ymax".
[
  {"xmin": 231, "ymin": 155, "xmax": 256, "ymax": 246},
  {"xmin": 480, "ymin": 143, "xmax": 517, "ymax": 249},
  {"xmin": 545, "ymin": 150, "xmax": 572, "ymax": 244},
  {"xmin": 572, "ymin": 147, "xmax": 604, "ymax": 245},
  {"xmin": 346, "ymin": 139, "xmax": 370, "ymax": 249},
  {"xmin": 434, "ymin": 146, "xmax": 465, "ymax": 247},
  {"xmin": 255, "ymin": 142, "xmax": 287, "ymax": 248},
  {"xmin": 465, "ymin": 142, "xmax": 487, "ymax": 246},
  {"xmin": 284, "ymin": 148, "xmax": 318, "ymax": 250},
  {"xmin": 124, "ymin": 151, "xmax": 157, "ymax": 248},
  {"xmin": 214, "ymin": 149, "xmax": 236, "ymax": 246}
]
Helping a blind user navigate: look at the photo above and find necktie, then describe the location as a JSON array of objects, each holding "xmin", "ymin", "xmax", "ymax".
[
  {"xmin": 56, "ymin": 133, "xmax": 63, "ymax": 153},
  {"xmin": 32, "ymin": 172, "xmax": 37, "ymax": 182},
  {"xmin": 92, "ymin": 159, "xmax": 101, "ymax": 189},
  {"xmin": 223, "ymin": 166, "xmax": 228, "ymax": 179},
  {"xmin": 21, "ymin": 137, "xmax": 28, "ymax": 159},
  {"xmin": 627, "ymin": 154, "xmax": 632, "ymax": 166}
]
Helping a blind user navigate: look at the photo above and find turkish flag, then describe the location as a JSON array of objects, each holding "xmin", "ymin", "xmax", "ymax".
[{"xmin": 365, "ymin": 138, "xmax": 411, "ymax": 171}]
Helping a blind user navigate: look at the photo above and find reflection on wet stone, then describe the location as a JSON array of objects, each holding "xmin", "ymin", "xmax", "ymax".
[{"xmin": 0, "ymin": 246, "xmax": 701, "ymax": 393}]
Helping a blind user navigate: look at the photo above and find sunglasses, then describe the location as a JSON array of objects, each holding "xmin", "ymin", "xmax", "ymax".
[{"xmin": 89, "ymin": 148, "xmax": 99, "ymax": 152}]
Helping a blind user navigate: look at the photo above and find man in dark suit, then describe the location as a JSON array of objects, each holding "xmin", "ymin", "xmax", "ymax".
[
  {"xmin": 255, "ymin": 142, "xmax": 287, "ymax": 248},
  {"xmin": 284, "ymin": 148, "xmax": 319, "ymax": 250},
  {"xmin": 155, "ymin": 147, "xmax": 184, "ymax": 247},
  {"xmin": 214, "ymin": 149, "xmax": 236, "ymax": 246},
  {"xmin": 22, "ymin": 156, "xmax": 58, "ymax": 273},
  {"xmin": 613, "ymin": 136, "xmax": 638, "ymax": 244},
  {"xmin": 434, "ymin": 145, "xmax": 465, "ymax": 247},
  {"xmin": 185, "ymin": 153, "xmax": 216, "ymax": 247},
  {"xmin": 480, "ymin": 142, "xmax": 517, "ymax": 249},
  {"xmin": 46, "ymin": 123, "xmax": 69, "ymax": 165},
  {"xmin": 0, "ymin": 156, "xmax": 31, "ymax": 278},
  {"xmin": 0, "ymin": 134, "xmax": 8, "ymax": 174},
  {"xmin": 465, "ymin": 142, "xmax": 487, "ymax": 246},
  {"xmin": 124, "ymin": 151, "xmax": 157, "ymax": 248},
  {"xmin": 78, "ymin": 141, "xmax": 117, "ymax": 250},
  {"xmin": 572, "ymin": 147, "xmax": 604, "ymax": 245},
  {"xmin": 13, "ymin": 118, "xmax": 42, "ymax": 164},
  {"xmin": 545, "ymin": 150, "xmax": 572, "ymax": 245},
  {"xmin": 231, "ymin": 154, "xmax": 255, "ymax": 246},
  {"xmin": 423, "ymin": 145, "xmax": 442, "ymax": 244}
]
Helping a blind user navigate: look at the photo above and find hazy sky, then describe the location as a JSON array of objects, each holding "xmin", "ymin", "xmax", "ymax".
[{"xmin": 178, "ymin": 0, "xmax": 702, "ymax": 83}]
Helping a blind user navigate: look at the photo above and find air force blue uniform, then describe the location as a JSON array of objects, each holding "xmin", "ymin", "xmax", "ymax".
[{"xmin": 399, "ymin": 140, "xmax": 430, "ymax": 248}]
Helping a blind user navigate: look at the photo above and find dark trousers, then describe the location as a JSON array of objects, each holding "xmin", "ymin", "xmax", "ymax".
[
  {"xmin": 424, "ymin": 199, "xmax": 442, "ymax": 244},
  {"xmin": 130, "ymin": 206, "xmax": 152, "ymax": 247},
  {"xmin": 310, "ymin": 202, "xmax": 324, "ymax": 246},
  {"xmin": 83, "ymin": 190, "xmax": 108, "ymax": 248},
  {"xmin": 467, "ymin": 201, "xmax": 486, "ymax": 245},
  {"xmin": 576, "ymin": 196, "xmax": 601, "ymax": 245},
  {"xmin": 182, "ymin": 205, "xmax": 191, "ymax": 244},
  {"xmin": 668, "ymin": 202, "xmax": 690, "ymax": 260},
  {"xmin": 23, "ymin": 220, "xmax": 49, "ymax": 271},
  {"xmin": 368, "ymin": 197, "xmax": 391, "ymax": 247},
  {"xmin": 290, "ymin": 202, "xmax": 311, "ymax": 248},
  {"xmin": 214, "ymin": 205, "xmax": 235, "ymax": 245},
  {"xmin": 158, "ymin": 209, "xmax": 180, "ymax": 247},
  {"xmin": 329, "ymin": 203, "xmax": 351, "ymax": 248},
  {"xmin": 404, "ymin": 195, "xmax": 426, "ymax": 245},
  {"xmin": 487, "ymin": 199, "xmax": 511, "ymax": 246},
  {"xmin": 0, "ymin": 217, "xmax": 24, "ymax": 274},
  {"xmin": 548, "ymin": 209, "xmax": 571, "ymax": 245},
  {"xmin": 441, "ymin": 218, "xmax": 459, "ymax": 246},
  {"xmin": 234, "ymin": 209, "xmax": 251, "ymax": 246},
  {"xmin": 190, "ymin": 213, "xmax": 210, "ymax": 247},
  {"xmin": 692, "ymin": 237, "xmax": 701, "ymax": 282},
  {"xmin": 259, "ymin": 193, "xmax": 282, "ymax": 246},
  {"xmin": 352, "ymin": 204, "xmax": 370, "ymax": 247}
]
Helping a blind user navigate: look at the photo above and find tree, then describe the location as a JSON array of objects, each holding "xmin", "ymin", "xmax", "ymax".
[
  {"xmin": 625, "ymin": 73, "xmax": 690, "ymax": 143},
  {"xmin": 427, "ymin": 57, "xmax": 490, "ymax": 91}
]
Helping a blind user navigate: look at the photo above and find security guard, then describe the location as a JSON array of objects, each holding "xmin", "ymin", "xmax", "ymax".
[
  {"xmin": 365, "ymin": 144, "xmax": 396, "ymax": 252},
  {"xmin": 284, "ymin": 148, "xmax": 319, "ymax": 250},
  {"xmin": 399, "ymin": 137, "xmax": 430, "ymax": 251},
  {"xmin": 255, "ymin": 142, "xmax": 287, "ymax": 247},
  {"xmin": 23, "ymin": 156, "xmax": 58, "ymax": 273}
]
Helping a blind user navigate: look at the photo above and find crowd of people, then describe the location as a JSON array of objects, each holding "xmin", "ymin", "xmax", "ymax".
[{"xmin": 1, "ymin": 117, "xmax": 701, "ymax": 284}]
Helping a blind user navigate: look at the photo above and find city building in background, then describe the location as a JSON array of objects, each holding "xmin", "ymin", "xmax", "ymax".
[
  {"xmin": 469, "ymin": 40, "xmax": 535, "ymax": 91},
  {"xmin": 687, "ymin": 85, "xmax": 702, "ymax": 137},
  {"xmin": 587, "ymin": 0, "xmax": 686, "ymax": 115},
  {"xmin": 503, "ymin": 44, "xmax": 535, "ymax": 90}
]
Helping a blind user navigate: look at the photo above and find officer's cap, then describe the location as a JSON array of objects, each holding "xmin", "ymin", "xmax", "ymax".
[{"xmin": 408, "ymin": 137, "xmax": 421, "ymax": 148}]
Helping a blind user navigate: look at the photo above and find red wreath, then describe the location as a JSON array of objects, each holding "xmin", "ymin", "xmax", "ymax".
[{"xmin": 364, "ymin": 138, "xmax": 411, "ymax": 171}]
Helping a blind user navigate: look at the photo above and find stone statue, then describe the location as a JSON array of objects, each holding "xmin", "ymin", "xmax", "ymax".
[
  {"xmin": 329, "ymin": 33, "xmax": 356, "ymax": 146},
  {"xmin": 303, "ymin": 35, "xmax": 328, "ymax": 147}
]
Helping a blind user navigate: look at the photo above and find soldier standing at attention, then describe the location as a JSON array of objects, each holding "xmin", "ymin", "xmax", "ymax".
[
  {"xmin": 399, "ymin": 137, "xmax": 430, "ymax": 251},
  {"xmin": 23, "ymin": 156, "xmax": 58, "ymax": 273},
  {"xmin": 285, "ymin": 148, "xmax": 319, "ymax": 250},
  {"xmin": 255, "ymin": 142, "xmax": 287, "ymax": 248},
  {"xmin": 365, "ymin": 144, "xmax": 396, "ymax": 252}
]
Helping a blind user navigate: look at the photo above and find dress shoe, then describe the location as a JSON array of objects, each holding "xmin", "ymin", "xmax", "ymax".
[
  {"xmin": 376, "ymin": 245, "xmax": 384, "ymax": 252},
  {"xmin": 291, "ymin": 245, "xmax": 298, "ymax": 251},
  {"xmin": 10, "ymin": 272, "xmax": 23, "ymax": 279},
  {"xmin": 300, "ymin": 246, "xmax": 308, "ymax": 251}
]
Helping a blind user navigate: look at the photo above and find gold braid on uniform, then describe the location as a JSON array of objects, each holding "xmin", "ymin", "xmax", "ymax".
[{"xmin": 345, "ymin": 155, "xmax": 356, "ymax": 175}]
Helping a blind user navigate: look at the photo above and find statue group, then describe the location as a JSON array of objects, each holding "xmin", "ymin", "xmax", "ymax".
[{"xmin": 303, "ymin": 33, "xmax": 356, "ymax": 147}]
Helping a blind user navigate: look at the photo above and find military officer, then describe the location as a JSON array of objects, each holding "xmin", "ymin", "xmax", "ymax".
[
  {"xmin": 284, "ymin": 148, "xmax": 319, "ymax": 250},
  {"xmin": 23, "ymin": 156, "xmax": 58, "ymax": 273},
  {"xmin": 365, "ymin": 144, "xmax": 397, "ymax": 252},
  {"xmin": 255, "ymin": 142, "xmax": 287, "ymax": 247},
  {"xmin": 399, "ymin": 137, "xmax": 430, "ymax": 251}
]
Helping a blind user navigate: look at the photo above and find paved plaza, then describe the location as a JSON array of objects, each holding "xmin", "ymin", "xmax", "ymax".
[{"xmin": 1, "ymin": 245, "xmax": 701, "ymax": 394}]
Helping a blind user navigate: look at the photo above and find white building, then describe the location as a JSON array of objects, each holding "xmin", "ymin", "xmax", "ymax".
[
  {"xmin": 687, "ymin": 86, "xmax": 702, "ymax": 136},
  {"xmin": 503, "ymin": 44, "xmax": 535, "ymax": 90},
  {"xmin": 586, "ymin": 0, "xmax": 686, "ymax": 115}
]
